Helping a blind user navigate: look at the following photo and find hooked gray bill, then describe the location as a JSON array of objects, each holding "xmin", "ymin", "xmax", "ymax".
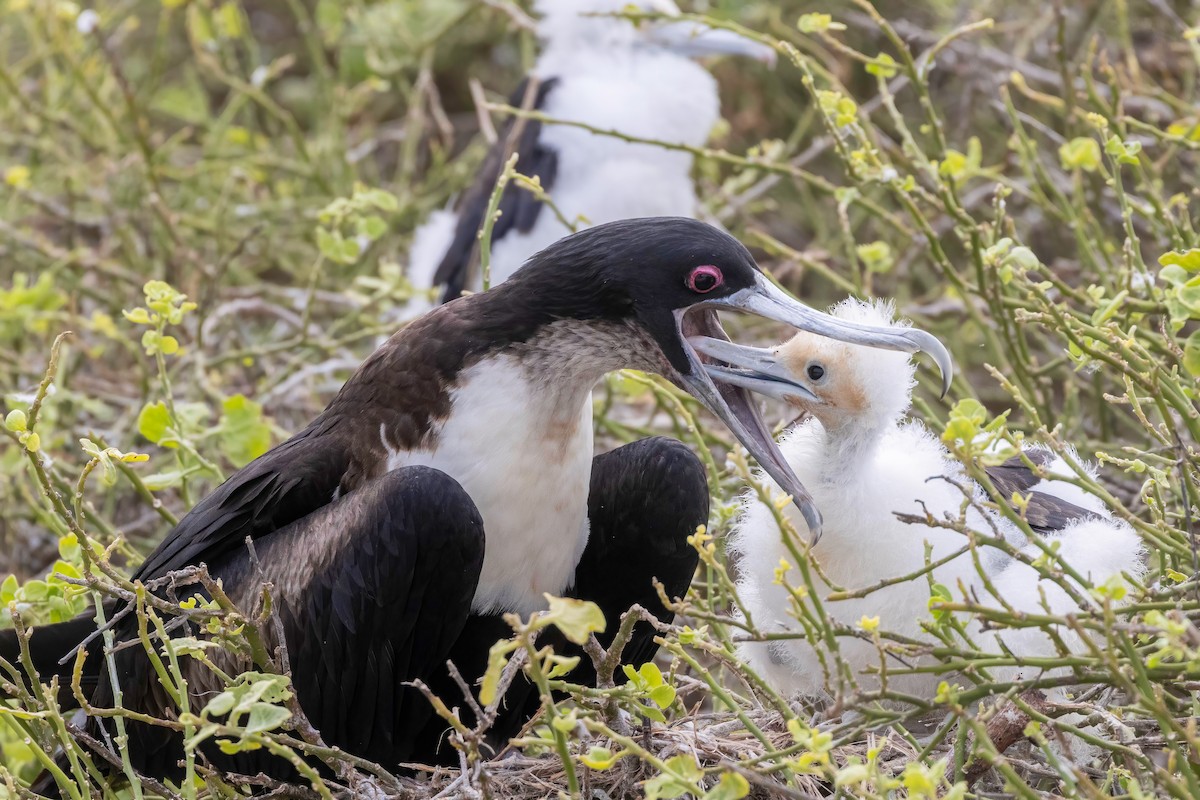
[
  {"xmin": 646, "ymin": 18, "xmax": 777, "ymax": 64},
  {"xmin": 674, "ymin": 276, "xmax": 953, "ymax": 543}
]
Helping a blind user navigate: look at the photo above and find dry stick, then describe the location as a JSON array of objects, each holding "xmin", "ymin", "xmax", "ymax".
[
  {"xmin": 26, "ymin": 331, "xmax": 70, "ymax": 430},
  {"xmin": 468, "ymin": 75, "xmax": 546, "ymax": 292},
  {"xmin": 4, "ymin": 612, "xmax": 87, "ymax": 800},
  {"xmin": 64, "ymin": 722, "xmax": 184, "ymax": 800},
  {"xmin": 962, "ymin": 690, "xmax": 1053, "ymax": 787},
  {"xmin": 468, "ymin": 78, "xmax": 499, "ymax": 145}
]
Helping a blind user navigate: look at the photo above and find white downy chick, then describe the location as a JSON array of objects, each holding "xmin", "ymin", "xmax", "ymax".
[
  {"xmin": 401, "ymin": 0, "xmax": 774, "ymax": 318},
  {"xmin": 692, "ymin": 298, "xmax": 1145, "ymax": 701}
]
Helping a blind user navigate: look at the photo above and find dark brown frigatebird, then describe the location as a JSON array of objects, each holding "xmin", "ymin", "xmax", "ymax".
[{"xmin": 2, "ymin": 219, "xmax": 950, "ymax": 786}]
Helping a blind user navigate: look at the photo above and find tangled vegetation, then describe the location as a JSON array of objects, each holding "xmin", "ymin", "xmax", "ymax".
[{"xmin": 2, "ymin": 0, "xmax": 1200, "ymax": 797}]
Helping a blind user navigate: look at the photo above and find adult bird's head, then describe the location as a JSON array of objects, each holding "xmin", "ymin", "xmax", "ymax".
[
  {"xmin": 498, "ymin": 218, "xmax": 952, "ymax": 540},
  {"xmin": 534, "ymin": 0, "xmax": 775, "ymax": 65}
]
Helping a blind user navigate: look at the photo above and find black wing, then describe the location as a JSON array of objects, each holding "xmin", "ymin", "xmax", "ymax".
[
  {"xmin": 433, "ymin": 76, "xmax": 561, "ymax": 302},
  {"xmin": 130, "ymin": 426, "xmax": 352, "ymax": 585},
  {"xmin": 272, "ymin": 466, "xmax": 485, "ymax": 765},
  {"xmin": 984, "ymin": 451, "xmax": 1099, "ymax": 535},
  {"xmin": 101, "ymin": 466, "xmax": 484, "ymax": 779}
]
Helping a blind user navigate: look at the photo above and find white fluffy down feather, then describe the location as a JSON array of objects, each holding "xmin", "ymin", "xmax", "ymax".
[{"xmin": 730, "ymin": 299, "xmax": 1146, "ymax": 702}]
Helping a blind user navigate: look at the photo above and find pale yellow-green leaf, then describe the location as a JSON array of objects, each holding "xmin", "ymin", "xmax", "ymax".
[{"xmin": 542, "ymin": 594, "xmax": 606, "ymax": 644}]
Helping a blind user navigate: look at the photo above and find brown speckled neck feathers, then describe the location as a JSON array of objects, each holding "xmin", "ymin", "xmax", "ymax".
[{"xmin": 311, "ymin": 284, "xmax": 647, "ymax": 496}]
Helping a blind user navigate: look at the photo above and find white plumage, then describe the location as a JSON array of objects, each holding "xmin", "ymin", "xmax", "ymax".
[
  {"xmin": 403, "ymin": 0, "xmax": 772, "ymax": 315},
  {"xmin": 726, "ymin": 299, "xmax": 1145, "ymax": 701}
]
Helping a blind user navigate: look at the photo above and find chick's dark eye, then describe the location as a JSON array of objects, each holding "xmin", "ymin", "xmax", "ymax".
[
  {"xmin": 686, "ymin": 265, "xmax": 723, "ymax": 294},
  {"xmin": 807, "ymin": 364, "xmax": 825, "ymax": 381}
]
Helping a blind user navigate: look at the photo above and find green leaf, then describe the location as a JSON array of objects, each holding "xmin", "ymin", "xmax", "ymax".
[
  {"xmin": 1184, "ymin": 330, "xmax": 1200, "ymax": 377},
  {"xmin": 1005, "ymin": 246, "xmax": 1039, "ymax": 270},
  {"xmin": 941, "ymin": 398, "xmax": 988, "ymax": 444},
  {"xmin": 58, "ymin": 534, "xmax": 80, "ymax": 563},
  {"xmin": 1, "ymin": 574, "xmax": 18, "ymax": 604},
  {"xmin": 216, "ymin": 737, "xmax": 262, "ymax": 754},
  {"xmin": 581, "ymin": 745, "xmax": 619, "ymax": 770},
  {"xmin": 137, "ymin": 402, "xmax": 172, "ymax": 445},
  {"xmin": 1159, "ymin": 249, "xmax": 1200, "ymax": 272},
  {"xmin": 941, "ymin": 417, "xmax": 976, "ymax": 444},
  {"xmin": 542, "ymin": 594, "xmax": 606, "ymax": 644},
  {"xmin": 1104, "ymin": 135, "xmax": 1142, "ymax": 165},
  {"xmin": 703, "ymin": 772, "xmax": 750, "ymax": 800},
  {"xmin": 218, "ymin": 394, "xmax": 272, "ymax": 467},
  {"xmin": 48, "ymin": 560, "xmax": 80, "ymax": 582},
  {"xmin": 360, "ymin": 215, "xmax": 387, "ymax": 241},
  {"xmin": 123, "ymin": 307, "xmax": 152, "ymax": 325},
  {"xmin": 638, "ymin": 662, "xmax": 665, "ymax": 687},
  {"xmin": 360, "ymin": 187, "xmax": 399, "ymax": 212},
  {"xmin": 836, "ymin": 763, "xmax": 872, "ymax": 787},
  {"xmin": 644, "ymin": 755, "xmax": 703, "ymax": 799},
  {"xmin": 550, "ymin": 709, "xmax": 578, "ymax": 733},
  {"xmin": 316, "ymin": 227, "xmax": 341, "ymax": 260},
  {"xmin": 865, "ymin": 53, "xmax": 897, "ymax": 79},
  {"xmin": 151, "ymin": 82, "xmax": 210, "ymax": 125},
  {"xmin": 214, "ymin": 2, "xmax": 244, "ymax": 38},
  {"xmin": 796, "ymin": 13, "xmax": 844, "ymax": 33},
  {"xmin": 168, "ymin": 637, "xmax": 219, "ymax": 658},
  {"xmin": 928, "ymin": 583, "xmax": 953, "ymax": 623},
  {"xmin": 339, "ymin": 237, "xmax": 361, "ymax": 263},
  {"xmin": 1159, "ymin": 264, "xmax": 1190, "ymax": 287},
  {"xmin": 637, "ymin": 702, "xmax": 666, "ymax": 722},
  {"xmin": 855, "ymin": 240, "xmax": 894, "ymax": 273},
  {"xmin": 315, "ymin": 0, "xmax": 344, "ymax": 42},
  {"xmin": 478, "ymin": 639, "xmax": 512, "ymax": 706},
  {"xmin": 244, "ymin": 702, "xmax": 290, "ymax": 734},
  {"xmin": 544, "ymin": 654, "xmax": 580, "ymax": 679},
  {"xmin": 185, "ymin": 4, "xmax": 215, "ymax": 48},
  {"xmin": 1179, "ymin": 283, "xmax": 1200, "ymax": 316},
  {"xmin": 4, "ymin": 409, "xmax": 26, "ymax": 432},
  {"xmin": 140, "ymin": 465, "xmax": 205, "ymax": 491},
  {"xmin": 817, "ymin": 90, "xmax": 857, "ymax": 128},
  {"xmin": 939, "ymin": 151, "xmax": 966, "ymax": 179},
  {"xmin": 1058, "ymin": 137, "xmax": 1101, "ymax": 172},
  {"xmin": 649, "ymin": 683, "xmax": 676, "ymax": 709},
  {"xmin": 205, "ymin": 690, "xmax": 237, "ymax": 718}
]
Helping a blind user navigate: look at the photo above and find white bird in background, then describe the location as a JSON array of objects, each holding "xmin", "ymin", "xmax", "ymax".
[
  {"xmin": 404, "ymin": 0, "xmax": 775, "ymax": 313},
  {"xmin": 690, "ymin": 299, "xmax": 1145, "ymax": 701}
]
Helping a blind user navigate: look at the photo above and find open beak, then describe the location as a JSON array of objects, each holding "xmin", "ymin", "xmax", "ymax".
[
  {"xmin": 646, "ymin": 19, "xmax": 777, "ymax": 65},
  {"xmin": 687, "ymin": 337, "xmax": 819, "ymax": 404},
  {"xmin": 674, "ymin": 276, "xmax": 953, "ymax": 543}
]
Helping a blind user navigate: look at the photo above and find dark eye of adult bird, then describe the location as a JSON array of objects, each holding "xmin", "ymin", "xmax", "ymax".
[
  {"xmin": 687, "ymin": 265, "xmax": 722, "ymax": 293},
  {"xmin": 2, "ymin": 218, "xmax": 950, "ymax": 788}
]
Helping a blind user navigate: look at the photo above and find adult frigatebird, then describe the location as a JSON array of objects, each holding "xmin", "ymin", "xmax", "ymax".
[
  {"xmin": 405, "ymin": 0, "xmax": 774, "ymax": 311},
  {"xmin": 3, "ymin": 221, "xmax": 950, "ymax": 785},
  {"xmin": 692, "ymin": 298, "xmax": 1144, "ymax": 700}
]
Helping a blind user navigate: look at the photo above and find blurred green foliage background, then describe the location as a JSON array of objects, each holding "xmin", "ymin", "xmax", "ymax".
[{"xmin": 2, "ymin": 0, "xmax": 1200, "ymax": 796}]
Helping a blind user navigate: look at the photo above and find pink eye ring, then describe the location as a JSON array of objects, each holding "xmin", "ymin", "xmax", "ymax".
[{"xmin": 686, "ymin": 265, "xmax": 723, "ymax": 293}]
